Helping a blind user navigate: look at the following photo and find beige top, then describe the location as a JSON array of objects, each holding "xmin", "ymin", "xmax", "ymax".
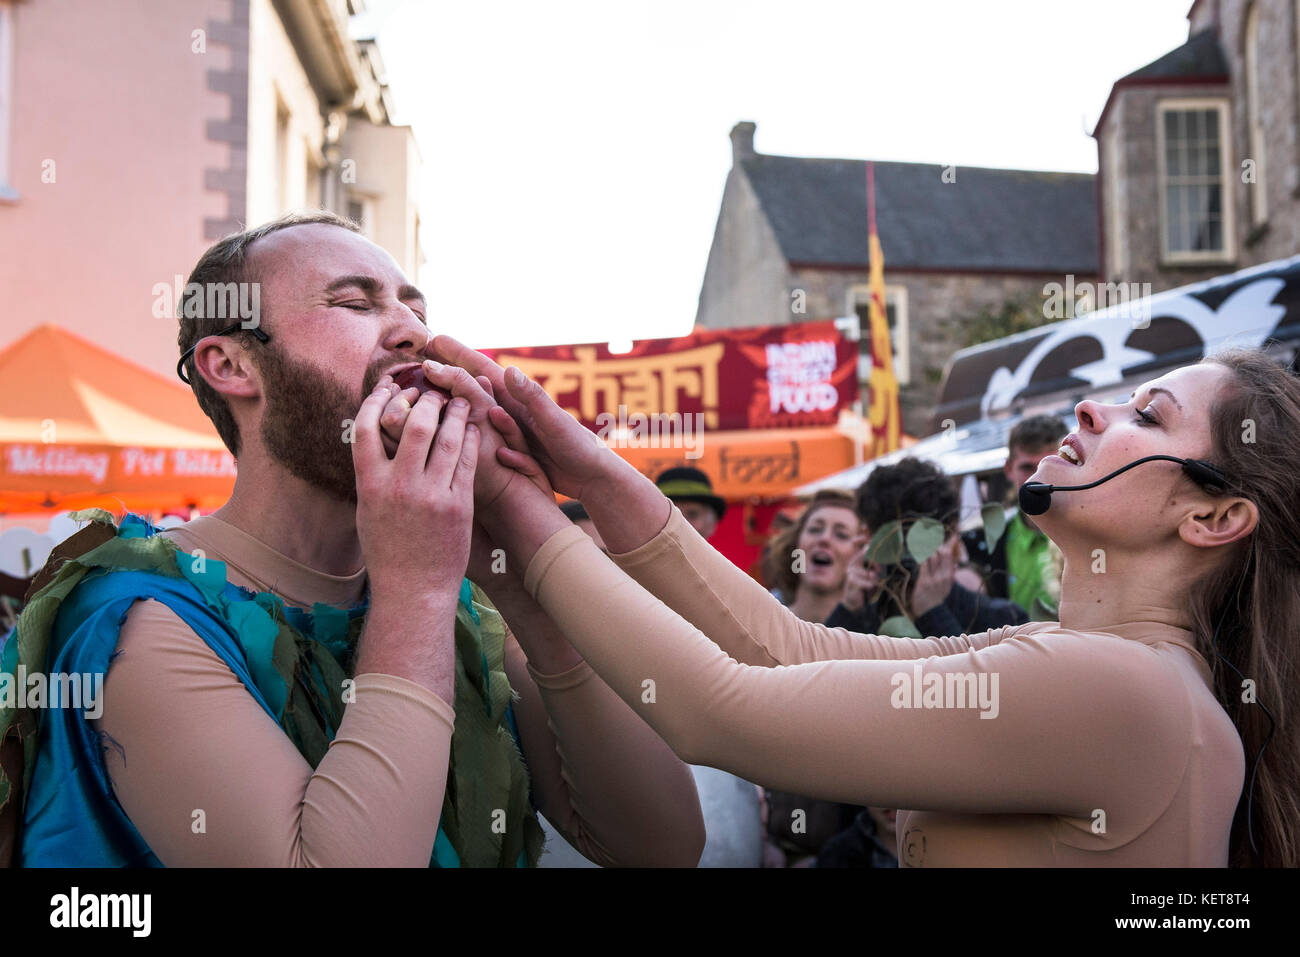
[
  {"xmin": 523, "ymin": 506, "xmax": 1246, "ymax": 866},
  {"xmin": 92, "ymin": 515, "xmax": 704, "ymax": 867}
]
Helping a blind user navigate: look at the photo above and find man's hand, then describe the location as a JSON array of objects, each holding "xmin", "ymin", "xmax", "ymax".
[
  {"xmin": 840, "ymin": 539, "xmax": 880, "ymax": 613},
  {"xmin": 907, "ymin": 535, "xmax": 957, "ymax": 620},
  {"xmin": 352, "ymin": 380, "xmax": 479, "ymax": 603},
  {"xmin": 373, "ymin": 374, "xmax": 425, "ymax": 458},
  {"xmin": 350, "ymin": 380, "xmax": 480, "ymax": 702}
]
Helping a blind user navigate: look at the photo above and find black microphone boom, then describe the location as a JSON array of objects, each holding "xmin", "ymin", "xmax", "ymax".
[
  {"xmin": 1018, "ymin": 455, "xmax": 1228, "ymax": 516},
  {"xmin": 1018, "ymin": 481, "xmax": 1054, "ymax": 516}
]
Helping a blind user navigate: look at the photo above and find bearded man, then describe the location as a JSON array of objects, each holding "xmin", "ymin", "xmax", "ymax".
[{"xmin": 1, "ymin": 210, "xmax": 704, "ymax": 867}]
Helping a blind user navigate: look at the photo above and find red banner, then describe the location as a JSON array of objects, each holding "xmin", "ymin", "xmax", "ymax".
[{"xmin": 484, "ymin": 320, "xmax": 857, "ymax": 432}]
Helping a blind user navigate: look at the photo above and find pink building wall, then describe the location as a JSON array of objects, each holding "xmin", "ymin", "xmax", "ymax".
[{"xmin": 0, "ymin": 0, "xmax": 233, "ymax": 381}]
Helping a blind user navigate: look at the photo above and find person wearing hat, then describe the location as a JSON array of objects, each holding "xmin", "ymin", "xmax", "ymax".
[{"xmin": 655, "ymin": 467, "xmax": 726, "ymax": 541}]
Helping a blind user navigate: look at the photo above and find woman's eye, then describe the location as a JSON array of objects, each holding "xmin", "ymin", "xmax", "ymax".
[{"xmin": 1135, "ymin": 408, "xmax": 1158, "ymax": 426}]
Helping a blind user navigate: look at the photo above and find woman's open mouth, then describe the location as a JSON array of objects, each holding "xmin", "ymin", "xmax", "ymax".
[{"xmin": 1056, "ymin": 435, "xmax": 1085, "ymax": 466}]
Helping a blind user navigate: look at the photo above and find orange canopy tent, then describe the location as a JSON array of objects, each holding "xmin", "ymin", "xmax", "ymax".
[{"xmin": 0, "ymin": 324, "xmax": 236, "ymax": 514}]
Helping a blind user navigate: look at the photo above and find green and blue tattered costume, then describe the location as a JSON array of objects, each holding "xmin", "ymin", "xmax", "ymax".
[{"xmin": 0, "ymin": 510, "xmax": 545, "ymax": 867}]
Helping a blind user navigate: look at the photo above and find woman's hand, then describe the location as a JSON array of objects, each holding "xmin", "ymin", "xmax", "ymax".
[
  {"xmin": 486, "ymin": 404, "xmax": 557, "ymax": 501},
  {"xmin": 425, "ymin": 334, "xmax": 673, "ymax": 558},
  {"xmin": 425, "ymin": 335, "xmax": 625, "ymax": 500},
  {"xmin": 409, "ymin": 358, "xmax": 530, "ymax": 509}
]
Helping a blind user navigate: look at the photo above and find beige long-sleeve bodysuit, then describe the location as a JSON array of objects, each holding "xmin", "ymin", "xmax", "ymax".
[
  {"xmin": 92, "ymin": 515, "xmax": 704, "ymax": 867},
  {"xmin": 522, "ymin": 506, "xmax": 1247, "ymax": 866}
]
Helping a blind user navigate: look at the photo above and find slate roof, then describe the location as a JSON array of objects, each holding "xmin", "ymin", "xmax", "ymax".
[
  {"xmin": 1121, "ymin": 28, "xmax": 1229, "ymax": 82},
  {"xmin": 741, "ymin": 154, "xmax": 1098, "ymax": 273},
  {"xmin": 1092, "ymin": 28, "xmax": 1228, "ymax": 162}
]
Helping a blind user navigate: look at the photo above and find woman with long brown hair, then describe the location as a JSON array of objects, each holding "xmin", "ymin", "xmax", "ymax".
[
  {"xmin": 1179, "ymin": 350, "xmax": 1300, "ymax": 866},
  {"xmin": 428, "ymin": 340, "xmax": 1299, "ymax": 866}
]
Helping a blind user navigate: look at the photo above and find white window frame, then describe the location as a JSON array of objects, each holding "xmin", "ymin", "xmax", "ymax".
[
  {"xmin": 1106, "ymin": 130, "xmax": 1126, "ymax": 278},
  {"xmin": 847, "ymin": 283, "xmax": 910, "ymax": 385},
  {"xmin": 1155, "ymin": 98, "xmax": 1235, "ymax": 264},
  {"xmin": 0, "ymin": 3, "xmax": 16, "ymax": 202}
]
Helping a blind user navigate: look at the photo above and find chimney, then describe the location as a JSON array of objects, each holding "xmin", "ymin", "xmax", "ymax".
[{"xmin": 730, "ymin": 121, "xmax": 756, "ymax": 166}]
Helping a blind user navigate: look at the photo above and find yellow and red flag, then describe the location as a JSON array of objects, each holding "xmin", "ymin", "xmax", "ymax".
[{"xmin": 865, "ymin": 161, "xmax": 901, "ymax": 456}]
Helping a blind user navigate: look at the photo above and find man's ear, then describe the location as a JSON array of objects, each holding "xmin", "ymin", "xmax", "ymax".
[
  {"xmin": 1178, "ymin": 496, "xmax": 1258, "ymax": 549},
  {"xmin": 192, "ymin": 337, "xmax": 261, "ymax": 400}
]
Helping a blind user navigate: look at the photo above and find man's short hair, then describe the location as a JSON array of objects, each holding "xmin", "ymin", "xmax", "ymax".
[
  {"xmin": 855, "ymin": 457, "xmax": 959, "ymax": 534},
  {"xmin": 1007, "ymin": 415, "xmax": 1066, "ymax": 456},
  {"xmin": 177, "ymin": 209, "xmax": 361, "ymax": 456}
]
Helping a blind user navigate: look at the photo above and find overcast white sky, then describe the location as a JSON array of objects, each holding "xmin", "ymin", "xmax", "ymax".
[{"xmin": 353, "ymin": 0, "xmax": 1193, "ymax": 348}]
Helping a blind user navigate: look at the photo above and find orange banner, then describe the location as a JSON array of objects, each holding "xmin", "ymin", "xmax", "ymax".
[
  {"xmin": 0, "ymin": 443, "xmax": 235, "ymax": 513},
  {"xmin": 607, "ymin": 426, "xmax": 857, "ymax": 500}
]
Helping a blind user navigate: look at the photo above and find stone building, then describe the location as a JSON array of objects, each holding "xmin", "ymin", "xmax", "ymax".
[
  {"xmin": 1096, "ymin": 0, "xmax": 1300, "ymax": 290},
  {"xmin": 695, "ymin": 122, "xmax": 1098, "ymax": 436}
]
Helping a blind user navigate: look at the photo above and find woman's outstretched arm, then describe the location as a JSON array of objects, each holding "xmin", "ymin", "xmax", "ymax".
[
  {"xmin": 422, "ymin": 344, "xmax": 1192, "ymax": 820},
  {"xmin": 508, "ymin": 517, "xmax": 1191, "ymax": 819},
  {"xmin": 425, "ymin": 336, "xmax": 994, "ymax": 666},
  {"xmin": 608, "ymin": 503, "xmax": 994, "ymax": 666}
]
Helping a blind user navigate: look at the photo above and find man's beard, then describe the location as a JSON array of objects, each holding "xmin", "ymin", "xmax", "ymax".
[{"xmin": 257, "ymin": 346, "xmax": 391, "ymax": 504}]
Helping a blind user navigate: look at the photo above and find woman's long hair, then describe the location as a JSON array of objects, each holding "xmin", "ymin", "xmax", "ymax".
[{"xmin": 1190, "ymin": 349, "xmax": 1300, "ymax": 867}]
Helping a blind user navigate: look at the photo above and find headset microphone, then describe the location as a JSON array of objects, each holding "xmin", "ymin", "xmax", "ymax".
[{"xmin": 1018, "ymin": 454, "xmax": 1229, "ymax": 516}]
